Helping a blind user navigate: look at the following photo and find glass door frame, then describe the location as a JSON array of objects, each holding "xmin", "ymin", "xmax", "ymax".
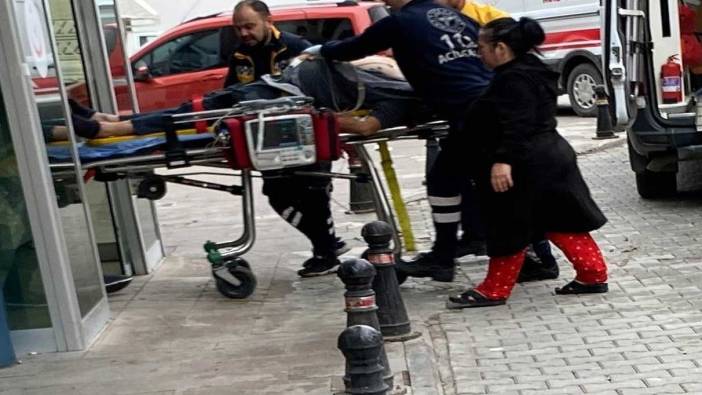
[
  {"xmin": 0, "ymin": 0, "xmax": 111, "ymax": 353},
  {"xmin": 73, "ymin": 0, "xmax": 164, "ymax": 275}
]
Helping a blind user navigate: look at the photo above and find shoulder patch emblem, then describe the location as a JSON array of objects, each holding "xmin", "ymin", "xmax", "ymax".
[{"xmin": 427, "ymin": 8, "xmax": 466, "ymax": 34}]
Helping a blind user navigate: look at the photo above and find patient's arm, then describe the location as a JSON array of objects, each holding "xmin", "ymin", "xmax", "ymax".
[{"xmin": 337, "ymin": 114, "xmax": 382, "ymax": 136}]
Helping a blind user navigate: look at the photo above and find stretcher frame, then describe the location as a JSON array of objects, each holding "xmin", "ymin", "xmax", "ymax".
[{"xmin": 53, "ymin": 97, "xmax": 449, "ymax": 298}]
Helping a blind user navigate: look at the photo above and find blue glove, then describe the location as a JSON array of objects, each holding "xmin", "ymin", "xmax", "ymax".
[{"xmin": 302, "ymin": 44, "xmax": 322, "ymax": 56}]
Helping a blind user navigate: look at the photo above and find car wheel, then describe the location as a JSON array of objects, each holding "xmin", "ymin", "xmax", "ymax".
[
  {"xmin": 635, "ymin": 170, "xmax": 677, "ymax": 199},
  {"xmin": 567, "ymin": 63, "xmax": 603, "ymax": 117}
]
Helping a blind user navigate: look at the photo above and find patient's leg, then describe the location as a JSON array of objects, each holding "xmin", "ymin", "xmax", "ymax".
[
  {"xmin": 48, "ymin": 117, "xmax": 133, "ymax": 141},
  {"xmin": 95, "ymin": 120, "xmax": 134, "ymax": 137},
  {"xmin": 68, "ymin": 98, "xmax": 119, "ymax": 122}
]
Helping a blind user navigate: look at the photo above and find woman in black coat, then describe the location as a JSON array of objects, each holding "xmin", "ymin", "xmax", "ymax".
[{"xmin": 448, "ymin": 17, "xmax": 609, "ymax": 308}]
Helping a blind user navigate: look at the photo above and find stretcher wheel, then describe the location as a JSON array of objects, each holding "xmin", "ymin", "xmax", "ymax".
[
  {"xmin": 214, "ymin": 264, "xmax": 257, "ymax": 299},
  {"xmin": 137, "ymin": 176, "xmax": 167, "ymax": 200}
]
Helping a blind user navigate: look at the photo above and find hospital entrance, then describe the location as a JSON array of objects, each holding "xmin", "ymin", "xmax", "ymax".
[{"xmin": 1, "ymin": 0, "xmax": 166, "ymax": 353}]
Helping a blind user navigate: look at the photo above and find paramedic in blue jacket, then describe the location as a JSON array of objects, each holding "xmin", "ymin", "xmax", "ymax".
[{"xmin": 308, "ymin": 0, "xmax": 493, "ymax": 282}]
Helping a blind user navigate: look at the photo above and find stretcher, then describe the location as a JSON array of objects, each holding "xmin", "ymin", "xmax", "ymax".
[{"xmin": 48, "ymin": 97, "xmax": 449, "ymax": 299}]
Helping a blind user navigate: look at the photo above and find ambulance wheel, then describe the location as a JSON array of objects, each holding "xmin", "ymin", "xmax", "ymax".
[
  {"xmin": 215, "ymin": 266, "xmax": 257, "ymax": 299},
  {"xmin": 567, "ymin": 63, "xmax": 602, "ymax": 117},
  {"xmin": 137, "ymin": 176, "xmax": 167, "ymax": 200}
]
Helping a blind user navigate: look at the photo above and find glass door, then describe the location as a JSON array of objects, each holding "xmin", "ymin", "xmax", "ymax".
[
  {"xmin": 24, "ymin": 0, "xmax": 110, "ymax": 342},
  {"xmin": 0, "ymin": 82, "xmax": 53, "ymax": 345},
  {"xmin": 96, "ymin": 0, "xmax": 165, "ymax": 274}
]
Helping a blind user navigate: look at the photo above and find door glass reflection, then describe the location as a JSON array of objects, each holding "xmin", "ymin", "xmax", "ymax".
[
  {"xmin": 0, "ymin": 83, "xmax": 51, "ymax": 331},
  {"xmin": 26, "ymin": 0, "xmax": 105, "ymax": 317}
]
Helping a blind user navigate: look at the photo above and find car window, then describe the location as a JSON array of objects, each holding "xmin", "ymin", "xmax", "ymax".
[
  {"xmin": 139, "ymin": 29, "xmax": 223, "ymax": 77},
  {"xmin": 276, "ymin": 18, "xmax": 354, "ymax": 44}
]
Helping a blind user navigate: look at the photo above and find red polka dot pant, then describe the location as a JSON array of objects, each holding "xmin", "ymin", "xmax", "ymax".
[{"xmin": 475, "ymin": 232, "xmax": 608, "ymax": 300}]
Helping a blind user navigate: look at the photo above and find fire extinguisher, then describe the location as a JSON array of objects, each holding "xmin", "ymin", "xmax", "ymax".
[{"xmin": 661, "ymin": 55, "xmax": 683, "ymax": 104}]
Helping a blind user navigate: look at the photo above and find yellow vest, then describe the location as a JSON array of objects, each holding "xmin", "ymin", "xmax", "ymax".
[{"xmin": 461, "ymin": 1, "xmax": 509, "ymax": 26}]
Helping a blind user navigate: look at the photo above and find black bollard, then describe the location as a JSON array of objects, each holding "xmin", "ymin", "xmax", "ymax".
[
  {"xmin": 347, "ymin": 146, "xmax": 376, "ymax": 213},
  {"xmin": 338, "ymin": 325, "xmax": 389, "ymax": 395},
  {"xmin": 593, "ymin": 85, "xmax": 618, "ymax": 140},
  {"xmin": 338, "ymin": 259, "xmax": 393, "ymax": 389},
  {"xmin": 362, "ymin": 221, "xmax": 420, "ymax": 341}
]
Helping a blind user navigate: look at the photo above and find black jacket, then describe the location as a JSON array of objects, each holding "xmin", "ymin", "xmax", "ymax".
[
  {"xmin": 467, "ymin": 54, "xmax": 607, "ymax": 256},
  {"xmin": 321, "ymin": 0, "xmax": 492, "ymax": 119},
  {"xmin": 223, "ymin": 28, "xmax": 310, "ymax": 87}
]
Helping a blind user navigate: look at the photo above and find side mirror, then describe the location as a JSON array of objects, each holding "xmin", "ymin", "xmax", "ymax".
[{"xmin": 133, "ymin": 64, "xmax": 151, "ymax": 82}]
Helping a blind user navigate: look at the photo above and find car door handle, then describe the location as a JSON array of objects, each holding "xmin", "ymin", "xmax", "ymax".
[{"xmin": 202, "ymin": 74, "xmax": 223, "ymax": 81}]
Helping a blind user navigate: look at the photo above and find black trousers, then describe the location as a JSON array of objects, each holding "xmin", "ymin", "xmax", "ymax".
[
  {"xmin": 426, "ymin": 142, "xmax": 483, "ymax": 265},
  {"xmin": 261, "ymin": 164, "xmax": 337, "ymax": 257}
]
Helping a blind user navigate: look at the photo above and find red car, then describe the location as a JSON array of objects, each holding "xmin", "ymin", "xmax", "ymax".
[{"xmin": 85, "ymin": 1, "xmax": 388, "ymax": 113}]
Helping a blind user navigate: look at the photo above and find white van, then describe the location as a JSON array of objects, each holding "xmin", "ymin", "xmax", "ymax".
[
  {"xmin": 603, "ymin": 0, "xmax": 702, "ymax": 198},
  {"xmin": 493, "ymin": 0, "xmax": 602, "ymax": 116}
]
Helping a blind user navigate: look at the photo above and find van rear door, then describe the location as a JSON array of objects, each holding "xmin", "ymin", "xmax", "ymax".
[
  {"xmin": 601, "ymin": 0, "xmax": 638, "ymax": 127},
  {"xmin": 603, "ymin": 0, "xmax": 702, "ymax": 198}
]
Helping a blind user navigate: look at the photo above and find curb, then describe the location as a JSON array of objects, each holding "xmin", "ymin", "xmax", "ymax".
[{"xmin": 576, "ymin": 135, "xmax": 627, "ymax": 156}]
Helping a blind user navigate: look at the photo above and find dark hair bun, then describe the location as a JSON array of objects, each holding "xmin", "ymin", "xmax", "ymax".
[{"xmin": 518, "ymin": 17, "xmax": 545, "ymax": 48}]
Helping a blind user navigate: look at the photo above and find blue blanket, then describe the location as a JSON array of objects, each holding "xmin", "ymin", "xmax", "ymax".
[{"xmin": 47, "ymin": 134, "xmax": 215, "ymax": 163}]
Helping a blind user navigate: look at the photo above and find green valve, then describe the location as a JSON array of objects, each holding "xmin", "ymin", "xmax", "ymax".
[
  {"xmin": 207, "ymin": 250, "xmax": 223, "ymax": 265},
  {"xmin": 203, "ymin": 241, "xmax": 217, "ymax": 253}
]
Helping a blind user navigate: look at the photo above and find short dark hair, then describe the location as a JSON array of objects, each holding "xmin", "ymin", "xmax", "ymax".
[
  {"xmin": 234, "ymin": 0, "xmax": 271, "ymax": 17},
  {"xmin": 482, "ymin": 17, "xmax": 545, "ymax": 56}
]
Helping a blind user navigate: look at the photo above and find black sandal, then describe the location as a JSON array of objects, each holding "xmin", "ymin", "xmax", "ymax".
[
  {"xmin": 446, "ymin": 289, "xmax": 506, "ymax": 309},
  {"xmin": 555, "ymin": 280, "xmax": 608, "ymax": 295}
]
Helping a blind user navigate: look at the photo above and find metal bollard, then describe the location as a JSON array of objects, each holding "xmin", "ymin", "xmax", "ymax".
[
  {"xmin": 338, "ymin": 259, "xmax": 393, "ymax": 389},
  {"xmin": 362, "ymin": 221, "xmax": 420, "ymax": 341},
  {"xmin": 338, "ymin": 325, "xmax": 389, "ymax": 395},
  {"xmin": 592, "ymin": 85, "xmax": 618, "ymax": 140},
  {"xmin": 347, "ymin": 145, "xmax": 376, "ymax": 213}
]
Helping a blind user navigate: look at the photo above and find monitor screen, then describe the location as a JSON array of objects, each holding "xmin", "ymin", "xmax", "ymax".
[{"xmin": 249, "ymin": 118, "xmax": 301, "ymax": 149}]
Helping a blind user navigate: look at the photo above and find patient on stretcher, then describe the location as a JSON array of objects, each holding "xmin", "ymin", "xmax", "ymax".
[{"xmin": 46, "ymin": 56, "xmax": 428, "ymax": 142}]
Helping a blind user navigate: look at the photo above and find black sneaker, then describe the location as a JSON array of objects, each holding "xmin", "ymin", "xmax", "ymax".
[
  {"xmin": 334, "ymin": 238, "xmax": 351, "ymax": 256},
  {"xmin": 455, "ymin": 239, "xmax": 487, "ymax": 258},
  {"xmin": 396, "ymin": 252, "xmax": 455, "ymax": 282},
  {"xmin": 298, "ymin": 255, "xmax": 340, "ymax": 277},
  {"xmin": 517, "ymin": 253, "xmax": 559, "ymax": 283}
]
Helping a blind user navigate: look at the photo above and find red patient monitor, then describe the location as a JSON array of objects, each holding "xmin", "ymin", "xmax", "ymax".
[{"xmin": 219, "ymin": 109, "xmax": 341, "ymax": 171}]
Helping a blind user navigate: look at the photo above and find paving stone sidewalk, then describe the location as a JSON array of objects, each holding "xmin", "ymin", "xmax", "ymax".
[
  {"xmin": 5, "ymin": 112, "xmax": 702, "ymax": 395},
  {"xmin": 421, "ymin": 145, "xmax": 702, "ymax": 394}
]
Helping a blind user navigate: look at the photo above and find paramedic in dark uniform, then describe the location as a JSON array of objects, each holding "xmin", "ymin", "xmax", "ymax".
[
  {"xmin": 224, "ymin": 0, "xmax": 311, "ymax": 86},
  {"xmin": 228, "ymin": 0, "xmax": 347, "ymax": 277},
  {"xmin": 307, "ymin": 0, "xmax": 493, "ymax": 282}
]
